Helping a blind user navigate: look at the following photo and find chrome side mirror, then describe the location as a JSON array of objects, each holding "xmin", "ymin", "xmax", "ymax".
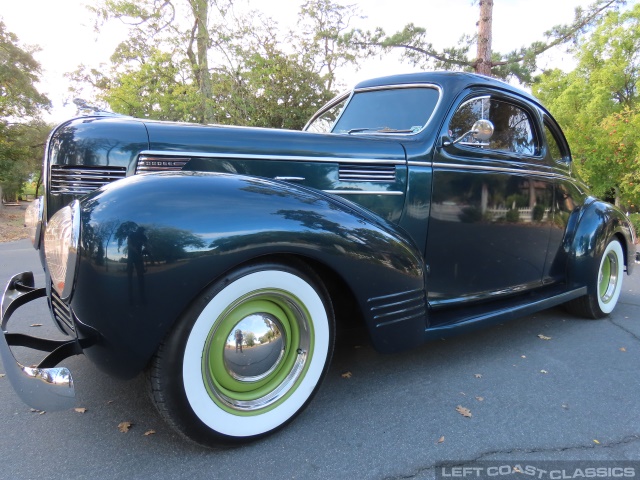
[
  {"xmin": 471, "ymin": 119, "xmax": 494, "ymax": 141},
  {"xmin": 444, "ymin": 119, "xmax": 495, "ymax": 147}
]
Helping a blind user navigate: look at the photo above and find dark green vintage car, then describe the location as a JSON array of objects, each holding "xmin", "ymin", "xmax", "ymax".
[{"xmin": 1, "ymin": 72, "xmax": 635, "ymax": 446}]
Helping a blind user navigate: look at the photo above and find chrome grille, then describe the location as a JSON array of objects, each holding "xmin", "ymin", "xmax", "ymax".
[
  {"xmin": 339, "ymin": 164, "xmax": 396, "ymax": 182},
  {"xmin": 136, "ymin": 156, "xmax": 190, "ymax": 173},
  {"xmin": 50, "ymin": 288, "xmax": 74, "ymax": 331},
  {"xmin": 50, "ymin": 165, "xmax": 127, "ymax": 195}
]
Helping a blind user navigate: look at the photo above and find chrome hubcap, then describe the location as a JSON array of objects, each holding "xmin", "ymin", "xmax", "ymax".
[{"xmin": 223, "ymin": 313, "xmax": 286, "ymax": 382}]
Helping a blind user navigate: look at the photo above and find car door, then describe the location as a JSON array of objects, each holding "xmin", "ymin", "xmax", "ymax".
[{"xmin": 426, "ymin": 91, "xmax": 554, "ymax": 311}]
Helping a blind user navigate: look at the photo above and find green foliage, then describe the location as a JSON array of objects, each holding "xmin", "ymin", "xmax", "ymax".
[
  {"xmin": 347, "ymin": 0, "xmax": 625, "ymax": 85},
  {"xmin": 72, "ymin": 0, "xmax": 358, "ymax": 128},
  {"xmin": 0, "ymin": 121, "xmax": 50, "ymax": 200},
  {"xmin": 628, "ymin": 213, "xmax": 640, "ymax": 238},
  {"xmin": 0, "ymin": 21, "xmax": 50, "ymax": 201},
  {"xmin": 505, "ymin": 208, "xmax": 520, "ymax": 223},
  {"xmin": 533, "ymin": 4, "xmax": 640, "ymax": 209}
]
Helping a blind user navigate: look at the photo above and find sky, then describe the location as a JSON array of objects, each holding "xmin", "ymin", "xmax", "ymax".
[{"xmin": 1, "ymin": 0, "xmax": 600, "ymax": 123}]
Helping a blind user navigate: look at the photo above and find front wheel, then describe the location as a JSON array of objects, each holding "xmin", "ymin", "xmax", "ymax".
[
  {"xmin": 148, "ymin": 261, "xmax": 334, "ymax": 447},
  {"xmin": 566, "ymin": 238, "xmax": 625, "ymax": 319}
]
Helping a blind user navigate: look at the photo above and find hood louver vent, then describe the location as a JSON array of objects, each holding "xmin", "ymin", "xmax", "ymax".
[{"xmin": 339, "ymin": 164, "xmax": 396, "ymax": 182}]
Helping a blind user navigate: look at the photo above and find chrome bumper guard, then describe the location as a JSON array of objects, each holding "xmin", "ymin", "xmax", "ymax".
[{"xmin": 0, "ymin": 272, "xmax": 80, "ymax": 411}]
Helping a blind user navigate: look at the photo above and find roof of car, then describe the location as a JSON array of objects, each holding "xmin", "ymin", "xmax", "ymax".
[{"xmin": 354, "ymin": 71, "xmax": 540, "ymax": 105}]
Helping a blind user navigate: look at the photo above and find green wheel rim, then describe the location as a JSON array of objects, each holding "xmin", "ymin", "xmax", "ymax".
[
  {"xmin": 599, "ymin": 250, "xmax": 618, "ymax": 304},
  {"xmin": 201, "ymin": 289, "xmax": 315, "ymax": 416}
]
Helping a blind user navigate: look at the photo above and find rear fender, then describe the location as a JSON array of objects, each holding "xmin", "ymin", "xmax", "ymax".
[{"xmin": 565, "ymin": 198, "xmax": 635, "ymax": 293}]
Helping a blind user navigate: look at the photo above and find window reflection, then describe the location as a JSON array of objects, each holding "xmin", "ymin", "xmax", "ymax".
[{"xmin": 449, "ymin": 97, "xmax": 536, "ymax": 155}]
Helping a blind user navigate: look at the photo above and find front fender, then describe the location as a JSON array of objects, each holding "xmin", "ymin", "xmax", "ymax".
[
  {"xmin": 566, "ymin": 198, "xmax": 635, "ymax": 293},
  {"xmin": 71, "ymin": 172, "xmax": 426, "ymax": 378}
]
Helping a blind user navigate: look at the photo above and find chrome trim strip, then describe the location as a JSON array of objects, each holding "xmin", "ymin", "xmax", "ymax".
[
  {"xmin": 274, "ymin": 176, "xmax": 305, "ymax": 182},
  {"xmin": 432, "ymin": 162, "xmax": 565, "ymax": 179},
  {"xmin": 408, "ymin": 161, "xmax": 432, "ymax": 167},
  {"xmin": 323, "ymin": 190, "xmax": 404, "ymax": 196},
  {"xmin": 140, "ymin": 150, "xmax": 406, "ymax": 165}
]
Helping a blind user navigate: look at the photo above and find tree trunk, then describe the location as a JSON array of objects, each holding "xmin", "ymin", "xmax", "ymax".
[
  {"xmin": 190, "ymin": 0, "xmax": 214, "ymax": 123},
  {"xmin": 476, "ymin": 0, "xmax": 493, "ymax": 76}
]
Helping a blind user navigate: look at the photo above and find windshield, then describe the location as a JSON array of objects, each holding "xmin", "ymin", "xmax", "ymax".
[{"xmin": 332, "ymin": 86, "xmax": 440, "ymax": 134}]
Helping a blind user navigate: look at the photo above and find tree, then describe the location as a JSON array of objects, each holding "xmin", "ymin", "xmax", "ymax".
[
  {"xmin": 533, "ymin": 3, "xmax": 640, "ymax": 208},
  {"xmin": 0, "ymin": 20, "xmax": 50, "ymax": 204},
  {"xmin": 347, "ymin": 0, "xmax": 625, "ymax": 84},
  {"xmin": 72, "ymin": 0, "xmax": 356, "ymax": 128}
]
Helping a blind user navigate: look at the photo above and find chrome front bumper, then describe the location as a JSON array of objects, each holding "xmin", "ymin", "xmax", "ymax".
[{"xmin": 0, "ymin": 272, "xmax": 79, "ymax": 411}]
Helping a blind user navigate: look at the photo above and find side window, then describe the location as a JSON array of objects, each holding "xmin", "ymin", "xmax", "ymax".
[
  {"xmin": 305, "ymin": 97, "xmax": 348, "ymax": 133},
  {"xmin": 448, "ymin": 96, "xmax": 536, "ymax": 155},
  {"xmin": 543, "ymin": 122, "xmax": 566, "ymax": 164}
]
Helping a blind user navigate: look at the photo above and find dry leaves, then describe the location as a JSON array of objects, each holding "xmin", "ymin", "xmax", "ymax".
[
  {"xmin": 456, "ymin": 405, "xmax": 472, "ymax": 418},
  {"xmin": 0, "ymin": 373, "xmax": 5, "ymax": 379},
  {"xmin": 540, "ymin": 370, "xmax": 548, "ymax": 374},
  {"xmin": 620, "ymin": 347, "xmax": 627, "ymax": 352},
  {"xmin": 593, "ymin": 439, "xmax": 600, "ymax": 444},
  {"xmin": 474, "ymin": 373, "xmax": 482, "ymax": 379},
  {"xmin": 30, "ymin": 408, "xmax": 45, "ymax": 415},
  {"xmin": 30, "ymin": 323, "xmax": 43, "ymax": 327},
  {"xmin": 475, "ymin": 396, "xmax": 484, "ymax": 402},
  {"xmin": 341, "ymin": 371, "xmax": 352, "ymax": 379},
  {"xmin": 74, "ymin": 407, "xmax": 87, "ymax": 414},
  {"xmin": 437, "ymin": 436, "xmax": 445, "ymax": 444},
  {"xmin": 538, "ymin": 334, "xmax": 552, "ymax": 340},
  {"xmin": 118, "ymin": 421, "xmax": 133, "ymax": 433},
  {"xmin": 144, "ymin": 430, "xmax": 156, "ymax": 436}
]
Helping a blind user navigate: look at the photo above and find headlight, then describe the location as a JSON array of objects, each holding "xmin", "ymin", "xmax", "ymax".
[
  {"xmin": 24, "ymin": 196, "xmax": 44, "ymax": 249},
  {"xmin": 44, "ymin": 201, "xmax": 81, "ymax": 299}
]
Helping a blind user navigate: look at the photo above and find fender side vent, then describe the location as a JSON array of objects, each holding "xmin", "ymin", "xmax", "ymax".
[
  {"xmin": 368, "ymin": 289, "xmax": 426, "ymax": 328},
  {"xmin": 339, "ymin": 164, "xmax": 396, "ymax": 182}
]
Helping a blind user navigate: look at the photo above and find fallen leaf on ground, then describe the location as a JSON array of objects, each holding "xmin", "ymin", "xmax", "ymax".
[
  {"xmin": 456, "ymin": 405, "xmax": 472, "ymax": 418},
  {"xmin": 144, "ymin": 430, "xmax": 156, "ymax": 436},
  {"xmin": 540, "ymin": 370, "xmax": 548, "ymax": 374},
  {"xmin": 437, "ymin": 436, "xmax": 445, "ymax": 444},
  {"xmin": 74, "ymin": 407, "xmax": 87, "ymax": 414},
  {"xmin": 521, "ymin": 355, "xmax": 526, "ymax": 358},
  {"xmin": 620, "ymin": 347, "xmax": 627, "ymax": 352},
  {"xmin": 341, "ymin": 371, "xmax": 352, "ymax": 379},
  {"xmin": 593, "ymin": 439, "xmax": 600, "ymax": 444},
  {"xmin": 0, "ymin": 374, "xmax": 5, "ymax": 378},
  {"xmin": 30, "ymin": 408, "xmax": 45, "ymax": 414},
  {"xmin": 118, "ymin": 421, "xmax": 133, "ymax": 433},
  {"xmin": 30, "ymin": 323, "xmax": 43, "ymax": 327},
  {"xmin": 474, "ymin": 374, "xmax": 482, "ymax": 378},
  {"xmin": 538, "ymin": 334, "xmax": 552, "ymax": 340},
  {"xmin": 475, "ymin": 396, "xmax": 484, "ymax": 402}
]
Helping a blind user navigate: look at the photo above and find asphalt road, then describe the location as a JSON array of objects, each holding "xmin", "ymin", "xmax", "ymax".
[{"xmin": 1, "ymin": 239, "xmax": 639, "ymax": 480}]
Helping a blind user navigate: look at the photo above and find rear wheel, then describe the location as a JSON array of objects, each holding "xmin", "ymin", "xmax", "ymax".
[
  {"xmin": 566, "ymin": 238, "xmax": 624, "ymax": 319},
  {"xmin": 148, "ymin": 260, "xmax": 334, "ymax": 446}
]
